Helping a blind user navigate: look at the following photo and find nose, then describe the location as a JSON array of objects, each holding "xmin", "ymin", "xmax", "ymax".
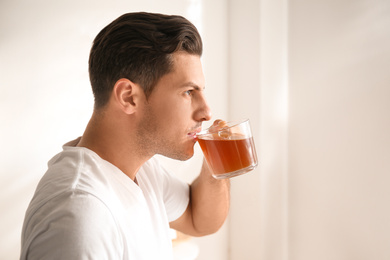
[{"xmin": 195, "ymin": 95, "xmax": 212, "ymax": 122}]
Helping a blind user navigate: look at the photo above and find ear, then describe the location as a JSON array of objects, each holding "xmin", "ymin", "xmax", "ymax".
[{"xmin": 112, "ymin": 78, "xmax": 143, "ymax": 114}]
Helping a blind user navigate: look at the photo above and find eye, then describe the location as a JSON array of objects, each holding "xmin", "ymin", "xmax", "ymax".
[{"xmin": 184, "ymin": 89, "xmax": 193, "ymax": 96}]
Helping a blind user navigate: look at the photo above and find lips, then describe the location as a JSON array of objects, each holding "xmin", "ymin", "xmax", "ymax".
[{"xmin": 187, "ymin": 127, "xmax": 202, "ymax": 140}]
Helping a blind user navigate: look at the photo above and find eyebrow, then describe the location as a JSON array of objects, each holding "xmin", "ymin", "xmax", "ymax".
[{"xmin": 181, "ymin": 82, "xmax": 205, "ymax": 91}]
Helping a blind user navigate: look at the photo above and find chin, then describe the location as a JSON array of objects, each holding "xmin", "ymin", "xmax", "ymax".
[
  {"xmin": 174, "ymin": 149, "xmax": 195, "ymax": 161},
  {"xmin": 158, "ymin": 140, "xmax": 195, "ymax": 161},
  {"xmin": 181, "ymin": 152, "xmax": 195, "ymax": 161},
  {"xmin": 168, "ymin": 147, "xmax": 195, "ymax": 161}
]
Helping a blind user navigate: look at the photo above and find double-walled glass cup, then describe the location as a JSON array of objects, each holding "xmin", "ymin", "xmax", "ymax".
[{"xmin": 197, "ymin": 119, "xmax": 258, "ymax": 179}]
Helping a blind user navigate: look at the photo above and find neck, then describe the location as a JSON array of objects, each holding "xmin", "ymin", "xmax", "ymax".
[{"xmin": 77, "ymin": 109, "xmax": 150, "ymax": 181}]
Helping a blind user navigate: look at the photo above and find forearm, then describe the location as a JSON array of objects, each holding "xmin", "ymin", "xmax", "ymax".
[{"xmin": 189, "ymin": 160, "xmax": 230, "ymax": 236}]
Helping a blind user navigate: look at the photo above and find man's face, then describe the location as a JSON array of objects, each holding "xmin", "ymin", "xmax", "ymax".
[{"xmin": 136, "ymin": 52, "xmax": 212, "ymax": 160}]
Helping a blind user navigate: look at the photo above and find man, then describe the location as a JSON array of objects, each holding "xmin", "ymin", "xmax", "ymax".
[{"xmin": 20, "ymin": 12, "xmax": 230, "ymax": 260}]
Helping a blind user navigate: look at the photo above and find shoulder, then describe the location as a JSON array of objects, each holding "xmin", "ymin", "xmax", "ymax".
[
  {"xmin": 21, "ymin": 190, "xmax": 123, "ymax": 259},
  {"xmin": 37, "ymin": 147, "xmax": 128, "ymax": 200},
  {"xmin": 24, "ymin": 190, "xmax": 120, "ymax": 236}
]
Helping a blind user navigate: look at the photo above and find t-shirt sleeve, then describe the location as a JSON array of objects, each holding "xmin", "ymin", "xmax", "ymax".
[
  {"xmin": 21, "ymin": 191, "xmax": 122, "ymax": 260},
  {"xmin": 151, "ymin": 158, "xmax": 190, "ymax": 222}
]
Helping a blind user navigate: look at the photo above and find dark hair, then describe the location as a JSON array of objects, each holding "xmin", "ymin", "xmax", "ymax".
[{"xmin": 88, "ymin": 12, "xmax": 203, "ymax": 109}]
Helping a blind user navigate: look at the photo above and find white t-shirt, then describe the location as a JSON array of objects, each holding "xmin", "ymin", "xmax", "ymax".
[{"xmin": 20, "ymin": 140, "xmax": 190, "ymax": 260}]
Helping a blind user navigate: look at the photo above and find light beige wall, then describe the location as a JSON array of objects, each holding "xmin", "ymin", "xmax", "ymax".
[
  {"xmin": 228, "ymin": 0, "xmax": 390, "ymax": 259},
  {"xmin": 228, "ymin": 0, "xmax": 289, "ymax": 259},
  {"xmin": 288, "ymin": 0, "xmax": 390, "ymax": 259},
  {"xmin": 228, "ymin": 0, "xmax": 262, "ymax": 258}
]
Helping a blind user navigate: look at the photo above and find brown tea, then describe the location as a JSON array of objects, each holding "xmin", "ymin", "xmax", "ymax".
[{"xmin": 198, "ymin": 135, "xmax": 257, "ymax": 176}]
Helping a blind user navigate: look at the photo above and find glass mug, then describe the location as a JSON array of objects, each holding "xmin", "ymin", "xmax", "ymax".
[{"xmin": 197, "ymin": 119, "xmax": 258, "ymax": 179}]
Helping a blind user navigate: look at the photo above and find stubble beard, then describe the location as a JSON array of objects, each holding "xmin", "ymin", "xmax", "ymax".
[{"xmin": 136, "ymin": 105, "xmax": 194, "ymax": 161}]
